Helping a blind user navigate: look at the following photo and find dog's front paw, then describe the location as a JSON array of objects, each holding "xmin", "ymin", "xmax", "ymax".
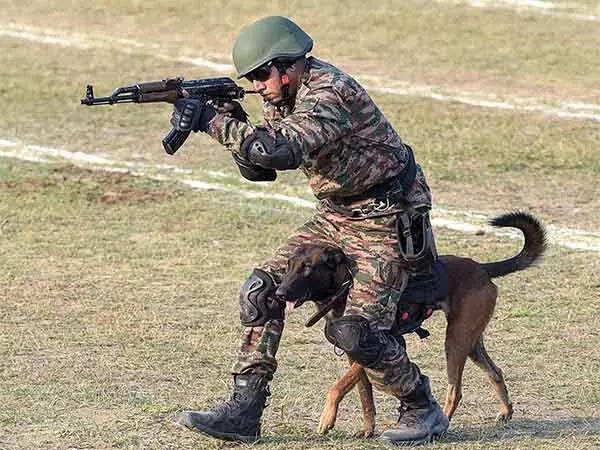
[
  {"xmin": 495, "ymin": 405, "xmax": 514, "ymax": 425},
  {"xmin": 353, "ymin": 428, "xmax": 374, "ymax": 439},
  {"xmin": 317, "ymin": 408, "xmax": 337, "ymax": 435},
  {"xmin": 317, "ymin": 420, "xmax": 334, "ymax": 435}
]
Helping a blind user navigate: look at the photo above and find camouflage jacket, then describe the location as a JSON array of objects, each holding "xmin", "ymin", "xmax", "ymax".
[{"xmin": 207, "ymin": 57, "xmax": 416, "ymax": 201}]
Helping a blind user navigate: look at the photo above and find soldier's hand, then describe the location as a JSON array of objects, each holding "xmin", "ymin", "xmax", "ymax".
[
  {"xmin": 170, "ymin": 98, "xmax": 216, "ymax": 133},
  {"xmin": 217, "ymin": 101, "xmax": 249, "ymax": 123}
]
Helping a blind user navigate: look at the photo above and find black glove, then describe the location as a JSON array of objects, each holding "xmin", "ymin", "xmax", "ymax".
[
  {"xmin": 218, "ymin": 101, "xmax": 249, "ymax": 123},
  {"xmin": 170, "ymin": 98, "xmax": 216, "ymax": 132},
  {"xmin": 232, "ymin": 153, "xmax": 277, "ymax": 182}
]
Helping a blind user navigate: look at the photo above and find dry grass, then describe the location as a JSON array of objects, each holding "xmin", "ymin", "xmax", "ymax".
[
  {"xmin": 2, "ymin": 0, "xmax": 600, "ymax": 101},
  {"xmin": 0, "ymin": 162, "xmax": 599, "ymax": 449},
  {"xmin": 1, "ymin": 1, "xmax": 599, "ymax": 448}
]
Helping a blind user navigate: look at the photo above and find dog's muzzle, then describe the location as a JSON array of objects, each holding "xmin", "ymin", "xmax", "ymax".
[{"xmin": 275, "ymin": 288, "xmax": 308, "ymax": 312}]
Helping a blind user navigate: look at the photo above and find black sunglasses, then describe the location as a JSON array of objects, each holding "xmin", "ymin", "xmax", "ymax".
[{"xmin": 246, "ymin": 62, "xmax": 273, "ymax": 82}]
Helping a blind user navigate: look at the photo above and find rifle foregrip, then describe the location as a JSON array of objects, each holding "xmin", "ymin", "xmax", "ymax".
[{"xmin": 162, "ymin": 127, "xmax": 191, "ymax": 155}]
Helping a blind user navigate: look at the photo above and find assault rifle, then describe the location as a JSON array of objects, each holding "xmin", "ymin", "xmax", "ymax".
[{"xmin": 81, "ymin": 77, "xmax": 257, "ymax": 155}]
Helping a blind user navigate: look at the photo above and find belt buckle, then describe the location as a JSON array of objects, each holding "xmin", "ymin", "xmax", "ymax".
[
  {"xmin": 374, "ymin": 198, "xmax": 391, "ymax": 212},
  {"xmin": 351, "ymin": 206, "xmax": 369, "ymax": 218},
  {"xmin": 351, "ymin": 198, "xmax": 393, "ymax": 218}
]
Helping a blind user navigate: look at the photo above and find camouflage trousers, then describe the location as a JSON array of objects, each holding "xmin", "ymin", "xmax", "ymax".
[{"xmin": 232, "ymin": 168, "xmax": 433, "ymax": 397}]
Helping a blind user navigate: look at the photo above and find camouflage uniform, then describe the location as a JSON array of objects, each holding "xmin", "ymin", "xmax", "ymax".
[{"xmin": 205, "ymin": 57, "xmax": 433, "ymax": 395}]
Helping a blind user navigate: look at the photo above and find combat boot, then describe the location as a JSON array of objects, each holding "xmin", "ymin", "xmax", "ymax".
[
  {"xmin": 379, "ymin": 375, "xmax": 449, "ymax": 446},
  {"xmin": 180, "ymin": 374, "xmax": 270, "ymax": 443}
]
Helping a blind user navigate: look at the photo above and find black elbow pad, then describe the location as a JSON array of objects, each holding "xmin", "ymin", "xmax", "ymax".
[
  {"xmin": 232, "ymin": 153, "xmax": 277, "ymax": 182},
  {"xmin": 240, "ymin": 128, "xmax": 302, "ymax": 170}
]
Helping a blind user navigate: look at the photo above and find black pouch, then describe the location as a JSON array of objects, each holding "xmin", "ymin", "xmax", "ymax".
[{"xmin": 396, "ymin": 208, "xmax": 437, "ymax": 271}]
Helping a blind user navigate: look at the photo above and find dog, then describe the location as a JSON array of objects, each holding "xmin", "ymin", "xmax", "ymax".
[{"xmin": 275, "ymin": 211, "xmax": 546, "ymax": 438}]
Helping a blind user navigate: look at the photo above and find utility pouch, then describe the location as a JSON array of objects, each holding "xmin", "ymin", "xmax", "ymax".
[{"xmin": 396, "ymin": 208, "xmax": 437, "ymax": 271}]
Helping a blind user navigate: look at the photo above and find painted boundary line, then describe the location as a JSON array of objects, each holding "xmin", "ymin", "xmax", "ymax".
[
  {"xmin": 1, "ymin": 23, "xmax": 600, "ymax": 123},
  {"xmin": 357, "ymin": 76, "xmax": 600, "ymax": 122},
  {"xmin": 1, "ymin": 138, "xmax": 599, "ymax": 252},
  {"xmin": 439, "ymin": 0, "xmax": 600, "ymax": 22}
]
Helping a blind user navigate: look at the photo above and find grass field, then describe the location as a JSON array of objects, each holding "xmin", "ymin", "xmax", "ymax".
[{"xmin": 1, "ymin": 1, "xmax": 599, "ymax": 448}]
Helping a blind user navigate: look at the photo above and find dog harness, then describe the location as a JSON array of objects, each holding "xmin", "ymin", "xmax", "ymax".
[
  {"xmin": 392, "ymin": 260, "xmax": 450, "ymax": 339},
  {"xmin": 304, "ymin": 261, "xmax": 450, "ymax": 341}
]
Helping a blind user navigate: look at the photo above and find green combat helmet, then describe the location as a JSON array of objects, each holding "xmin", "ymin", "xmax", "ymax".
[{"xmin": 232, "ymin": 16, "xmax": 313, "ymax": 79}]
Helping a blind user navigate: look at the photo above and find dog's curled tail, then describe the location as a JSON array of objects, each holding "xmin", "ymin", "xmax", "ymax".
[{"xmin": 481, "ymin": 211, "xmax": 547, "ymax": 279}]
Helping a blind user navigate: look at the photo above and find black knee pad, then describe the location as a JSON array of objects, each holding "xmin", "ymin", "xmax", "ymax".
[
  {"xmin": 324, "ymin": 315, "xmax": 387, "ymax": 367},
  {"xmin": 240, "ymin": 268, "xmax": 284, "ymax": 327}
]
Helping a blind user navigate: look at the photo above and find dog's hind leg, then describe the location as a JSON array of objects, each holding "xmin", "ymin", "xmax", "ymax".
[
  {"xmin": 443, "ymin": 335, "xmax": 469, "ymax": 421},
  {"xmin": 444, "ymin": 294, "xmax": 495, "ymax": 419},
  {"xmin": 444, "ymin": 276, "xmax": 498, "ymax": 421},
  {"xmin": 355, "ymin": 365, "xmax": 375, "ymax": 438},
  {"xmin": 318, "ymin": 360, "xmax": 364, "ymax": 435},
  {"xmin": 443, "ymin": 294, "xmax": 485, "ymax": 421},
  {"xmin": 468, "ymin": 335, "xmax": 513, "ymax": 425}
]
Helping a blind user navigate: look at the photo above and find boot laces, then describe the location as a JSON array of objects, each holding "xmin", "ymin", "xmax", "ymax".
[
  {"xmin": 213, "ymin": 393, "xmax": 241, "ymax": 415},
  {"xmin": 212, "ymin": 382, "xmax": 270, "ymax": 414},
  {"xmin": 397, "ymin": 403, "xmax": 420, "ymax": 427}
]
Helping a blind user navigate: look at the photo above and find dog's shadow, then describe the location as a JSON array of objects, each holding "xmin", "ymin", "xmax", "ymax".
[
  {"xmin": 444, "ymin": 416, "xmax": 600, "ymax": 443},
  {"xmin": 256, "ymin": 417, "xmax": 600, "ymax": 446}
]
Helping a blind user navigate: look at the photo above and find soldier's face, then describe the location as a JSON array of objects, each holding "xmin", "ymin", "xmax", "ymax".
[
  {"xmin": 248, "ymin": 64, "xmax": 301, "ymax": 105},
  {"xmin": 249, "ymin": 65, "xmax": 284, "ymax": 104}
]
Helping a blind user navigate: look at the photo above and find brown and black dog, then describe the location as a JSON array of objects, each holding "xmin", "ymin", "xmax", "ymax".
[{"xmin": 276, "ymin": 211, "xmax": 546, "ymax": 438}]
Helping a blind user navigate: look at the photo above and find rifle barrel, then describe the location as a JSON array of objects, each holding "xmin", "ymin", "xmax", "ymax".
[{"xmin": 81, "ymin": 94, "xmax": 138, "ymax": 105}]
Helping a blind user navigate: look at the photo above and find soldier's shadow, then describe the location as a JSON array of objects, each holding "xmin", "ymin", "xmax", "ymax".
[{"xmin": 443, "ymin": 416, "xmax": 600, "ymax": 443}]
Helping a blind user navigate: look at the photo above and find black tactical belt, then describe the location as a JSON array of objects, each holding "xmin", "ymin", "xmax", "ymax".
[{"xmin": 331, "ymin": 145, "xmax": 417, "ymax": 207}]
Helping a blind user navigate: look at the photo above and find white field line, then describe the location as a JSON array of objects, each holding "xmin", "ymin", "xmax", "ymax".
[
  {"xmin": 357, "ymin": 76, "xmax": 600, "ymax": 122},
  {"xmin": 1, "ymin": 138, "xmax": 600, "ymax": 252},
  {"xmin": 0, "ymin": 139, "xmax": 315, "ymax": 209},
  {"xmin": 2, "ymin": 23, "xmax": 600, "ymax": 123},
  {"xmin": 440, "ymin": 0, "xmax": 600, "ymax": 22},
  {"xmin": 0, "ymin": 23, "xmax": 233, "ymax": 72}
]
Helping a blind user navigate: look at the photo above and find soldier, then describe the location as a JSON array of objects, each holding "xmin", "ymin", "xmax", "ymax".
[{"xmin": 173, "ymin": 16, "xmax": 449, "ymax": 446}]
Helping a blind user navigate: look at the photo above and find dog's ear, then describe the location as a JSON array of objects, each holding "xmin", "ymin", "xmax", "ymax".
[
  {"xmin": 328, "ymin": 249, "xmax": 351, "ymax": 287},
  {"xmin": 323, "ymin": 248, "xmax": 345, "ymax": 268}
]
